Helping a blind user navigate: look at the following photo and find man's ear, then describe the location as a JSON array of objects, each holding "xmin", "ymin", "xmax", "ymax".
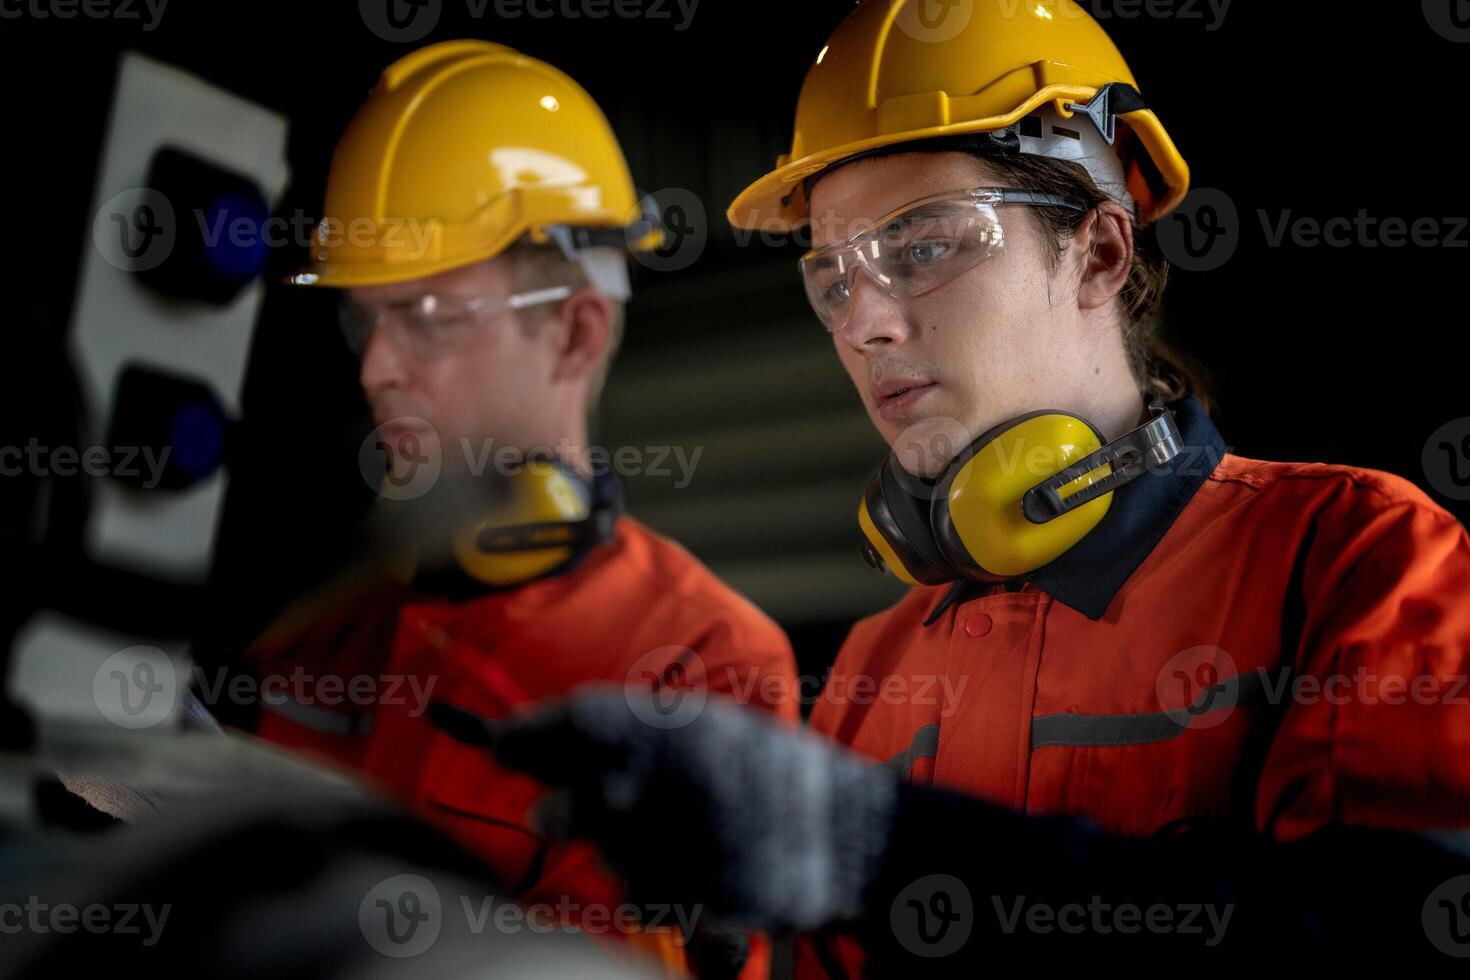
[
  {"xmin": 549, "ymin": 286, "xmax": 612, "ymax": 384},
  {"xmin": 1075, "ymin": 202, "xmax": 1134, "ymax": 312}
]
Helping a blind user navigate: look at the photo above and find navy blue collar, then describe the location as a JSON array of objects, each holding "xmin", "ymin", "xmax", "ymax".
[{"xmin": 924, "ymin": 393, "xmax": 1228, "ymax": 625}]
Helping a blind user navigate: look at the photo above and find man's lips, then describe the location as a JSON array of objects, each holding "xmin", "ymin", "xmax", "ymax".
[
  {"xmin": 373, "ymin": 416, "xmax": 436, "ymax": 450},
  {"xmin": 374, "ymin": 415, "xmax": 432, "ymax": 432},
  {"xmin": 873, "ymin": 380, "xmax": 937, "ymax": 421}
]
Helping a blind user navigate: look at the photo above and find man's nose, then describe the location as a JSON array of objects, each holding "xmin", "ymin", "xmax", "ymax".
[
  {"xmin": 837, "ymin": 271, "xmax": 911, "ymax": 352},
  {"xmin": 359, "ymin": 323, "xmax": 407, "ymax": 396}
]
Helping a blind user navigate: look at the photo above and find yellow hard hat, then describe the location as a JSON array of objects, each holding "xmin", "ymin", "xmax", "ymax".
[
  {"xmin": 293, "ymin": 40, "xmax": 660, "ymax": 288},
  {"xmin": 727, "ymin": 0, "xmax": 1190, "ymax": 231}
]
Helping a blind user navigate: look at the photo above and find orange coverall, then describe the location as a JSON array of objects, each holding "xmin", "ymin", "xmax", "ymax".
[
  {"xmin": 246, "ymin": 514, "xmax": 799, "ymax": 976},
  {"xmin": 799, "ymin": 393, "xmax": 1470, "ymax": 976}
]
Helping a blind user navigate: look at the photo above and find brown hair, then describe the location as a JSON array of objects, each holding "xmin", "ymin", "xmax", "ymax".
[{"xmin": 959, "ymin": 149, "xmax": 1212, "ymax": 412}]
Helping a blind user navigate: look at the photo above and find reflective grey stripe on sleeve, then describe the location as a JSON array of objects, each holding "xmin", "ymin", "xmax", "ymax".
[
  {"xmin": 263, "ymin": 698, "xmax": 373, "ymax": 736},
  {"xmin": 888, "ymin": 724, "xmax": 941, "ymax": 775},
  {"xmin": 1031, "ymin": 667, "xmax": 1289, "ymax": 749}
]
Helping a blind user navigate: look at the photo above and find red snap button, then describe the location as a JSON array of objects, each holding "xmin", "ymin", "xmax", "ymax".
[{"xmin": 964, "ymin": 613, "xmax": 992, "ymax": 638}]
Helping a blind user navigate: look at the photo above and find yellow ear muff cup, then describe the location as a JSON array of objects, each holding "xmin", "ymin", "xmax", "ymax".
[
  {"xmin": 451, "ymin": 459, "xmax": 592, "ymax": 587},
  {"xmin": 933, "ymin": 412, "xmax": 1115, "ymax": 581}
]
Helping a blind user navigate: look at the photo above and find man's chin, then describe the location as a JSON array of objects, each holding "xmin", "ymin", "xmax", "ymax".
[{"xmin": 883, "ymin": 413, "xmax": 973, "ymax": 479}]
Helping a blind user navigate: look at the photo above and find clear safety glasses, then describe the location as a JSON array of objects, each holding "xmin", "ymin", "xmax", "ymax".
[
  {"xmin": 798, "ymin": 187, "xmax": 1087, "ymax": 332},
  {"xmin": 338, "ymin": 285, "xmax": 577, "ymax": 360}
]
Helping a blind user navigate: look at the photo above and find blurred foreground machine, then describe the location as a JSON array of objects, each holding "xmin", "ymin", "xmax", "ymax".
[{"xmin": 0, "ymin": 47, "xmax": 650, "ymax": 980}]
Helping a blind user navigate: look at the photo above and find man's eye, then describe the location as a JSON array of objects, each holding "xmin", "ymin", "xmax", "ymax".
[
  {"xmin": 405, "ymin": 305, "xmax": 471, "ymax": 335},
  {"xmin": 825, "ymin": 279, "xmax": 852, "ymax": 305},
  {"xmin": 402, "ymin": 310, "xmax": 441, "ymax": 334},
  {"xmin": 902, "ymin": 240, "xmax": 954, "ymax": 266}
]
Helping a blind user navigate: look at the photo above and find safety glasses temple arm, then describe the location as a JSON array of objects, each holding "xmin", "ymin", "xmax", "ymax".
[
  {"xmin": 995, "ymin": 190, "xmax": 1089, "ymax": 211},
  {"xmin": 464, "ymin": 285, "xmax": 576, "ymax": 317}
]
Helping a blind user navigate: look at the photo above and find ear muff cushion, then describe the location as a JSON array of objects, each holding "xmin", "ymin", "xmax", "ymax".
[
  {"xmin": 869, "ymin": 456, "xmax": 961, "ymax": 585},
  {"xmin": 933, "ymin": 411, "xmax": 1114, "ymax": 581},
  {"xmin": 859, "ymin": 492, "xmax": 917, "ymax": 586}
]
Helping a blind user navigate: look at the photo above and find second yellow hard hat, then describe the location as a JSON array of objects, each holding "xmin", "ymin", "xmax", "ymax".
[{"xmin": 295, "ymin": 40, "xmax": 660, "ymax": 288}]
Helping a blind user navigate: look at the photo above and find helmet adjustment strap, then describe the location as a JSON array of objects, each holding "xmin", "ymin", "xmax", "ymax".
[{"xmin": 1064, "ymin": 82, "xmax": 1148, "ymax": 146}]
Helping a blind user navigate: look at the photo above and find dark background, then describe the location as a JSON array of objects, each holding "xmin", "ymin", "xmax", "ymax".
[{"xmin": 3, "ymin": 0, "xmax": 1467, "ymax": 692}]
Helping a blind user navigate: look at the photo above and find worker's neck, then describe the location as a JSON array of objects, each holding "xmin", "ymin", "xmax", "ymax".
[
  {"xmin": 1098, "ymin": 385, "xmax": 1147, "ymax": 444},
  {"xmin": 547, "ymin": 420, "xmax": 595, "ymax": 480}
]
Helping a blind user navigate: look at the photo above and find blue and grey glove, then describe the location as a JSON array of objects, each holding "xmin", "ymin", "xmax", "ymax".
[{"xmin": 430, "ymin": 687, "xmax": 900, "ymax": 932}]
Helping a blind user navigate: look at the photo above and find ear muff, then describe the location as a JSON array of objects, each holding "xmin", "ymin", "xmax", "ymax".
[
  {"xmin": 931, "ymin": 411, "xmax": 1114, "ymax": 582},
  {"xmin": 859, "ymin": 456, "xmax": 962, "ymax": 586},
  {"xmin": 451, "ymin": 458, "xmax": 616, "ymax": 588},
  {"xmin": 859, "ymin": 398, "xmax": 1181, "ymax": 587}
]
